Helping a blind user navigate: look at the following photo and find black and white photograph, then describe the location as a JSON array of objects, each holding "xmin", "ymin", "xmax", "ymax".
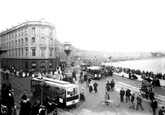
[{"xmin": 0, "ymin": 0, "xmax": 165, "ymax": 115}]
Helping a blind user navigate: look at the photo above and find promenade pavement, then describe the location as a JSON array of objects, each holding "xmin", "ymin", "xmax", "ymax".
[{"xmin": 1, "ymin": 65, "xmax": 165, "ymax": 115}]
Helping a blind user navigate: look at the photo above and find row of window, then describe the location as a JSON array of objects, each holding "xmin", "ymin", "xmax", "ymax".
[
  {"xmin": 4, "ymin": 61, "xmax": 54, "ymax": 70},
  {"xmin": 6, "ymin": 48, "xmax": 53, "ymax": 57},
  {"xmin": 1, "ymin": 37, "xmax": 53, "ymax": 48},
  {"xmin": 1, "ymin": 27, "xmax": 53, "ymax": 42}
]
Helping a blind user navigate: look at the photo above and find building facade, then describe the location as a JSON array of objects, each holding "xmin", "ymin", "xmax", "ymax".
[{"xmin": 0, "ymin": 19, "xmax": 60, "ymax": 72}]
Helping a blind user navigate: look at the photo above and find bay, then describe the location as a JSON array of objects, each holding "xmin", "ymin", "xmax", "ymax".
[{"xmin": 106, "ymin": 57, "xmax": 165, "ymax": 74}]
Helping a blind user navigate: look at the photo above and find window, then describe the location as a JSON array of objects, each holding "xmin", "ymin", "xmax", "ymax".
[
  {"xmin": 18, "ymin": 49, "xmax": 20, "ymax": 56},
  {"xmin": 18, "ymin": 39, "xmax": 20, "ymax": 46},
  {"xmin": 15, "ymin": 40, "xmax": 17, "ymax": 47},
  {"xmin": 32, "ymin": 27, "xmax": 35, "ymax": 34},
  {"xmin": 12, "ymin": 49, "xmax": 14, "ymax": 56},
  {"xmin": 21, "ymin": 39, "xmax": 23, "ymax": 45},
  {"xmin": 32, "ymin": 37, "xmax": 36, "ymax": 44},
  {"xmin": 15, "ymin": 31, "xmax": 17, "ymax": 38},
  {"xmin": 12, "ymin": 33, "xmax": 14, "ymax": 39},
  {"xmin": 22, "ymin": 29, "xmax": 23, "ymax": 36},
  {"xmin": 22, "ymin": 48, "xmax": 23, "ymax": 56},
  {"xmin": 67, "ymin": 87, "xmax": 78, "ymax": 97},
  {"xmin": 49, "ymin": 37, "xmax": 53, "ymax": 45},
  {"xmin": 9, "ymin": 42, "xmax": 10, "ymax": 48},
  {"xmin": 25, "ymin": 38, "xmax": 28, "ymax": 44},
  {"xmin": 41, "ymin": 37, "xmax": 45, "ymax": 44},
  {"xmin": 25, "ymin": 28, "xmax": 28, "ymax": 35},
  {"xmin": 49, "ymin": 48, "xmax": 53, "ymax": 56},
  {"xmin": 41, "ymin": 49, "xmax": 45, "ymax": 57},
  {"xmin": 9, "ymin": 50, "xmax": 10, "ymax": 57},
  {"xmin": 25, "ymin": 49, "xmax": 28, "ymax": 56},
  {"xmin": 18, "ymin": 30, "xmax": 20, "ymax": 37},
  {"xmin": 32, "ymin": 61, "xmax": 37, "ymax": 69},
  {"xmin": 49, "ymin": 28, "xmax": 52, "ymax": 35},
  {"xmin": 41, "ymin": 27, "xmax": 45, "ymax": 34},
  {"xmin": 32, "ymin": 49, "xmax": 36, "ymax": 56},
  {"xmin": 15, "ymin": 49, "xmax": 17, "ymax": 56}
]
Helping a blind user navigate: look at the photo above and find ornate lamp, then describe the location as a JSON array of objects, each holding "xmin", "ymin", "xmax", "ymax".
[{"xmin": 64, "ymin": 42, "xmax": 72, "ymax": 67}]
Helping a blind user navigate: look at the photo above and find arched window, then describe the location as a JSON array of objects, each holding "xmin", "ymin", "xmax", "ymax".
[
  {"xmin": 41, "ymin": 37, "xmax": 45, "ymax": 45},
  {"xmin": 49, "ymin": 61, "xmax": 53, "ymax": 68},
  {"xmin": 32, "ymin": 37, "xmax": 36, "ymax": 44},
  {"xmin": 40, "ymin": 61, "xmax": 46, "ymax": 68},
  {"xmin": 18, "ymin": 39, "xmax": 20, "ymax": 46},
  {"xmin": 31, "ymin": 61, "xmax": 37, "ymax": 69},
  {"xmin": 49, "ymin": 37, "xmax": 53, "ymax": 45},
  {"xmin": 25, "ymin": 38, "xmax": 28, "ymax": 44}
]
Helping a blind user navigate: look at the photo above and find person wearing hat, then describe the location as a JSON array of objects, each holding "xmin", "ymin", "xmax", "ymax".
[
  {"xmin": 151, "ymin": 98, "xmax": 158, "ymax": 115},
  {"xmin": 80, "ymin": 87, "xmax": 85, "ymax": 101},
  {"xmin": 129, "ymin": 93, "xmax": 135, "ymax": 109},
  {"xmin": 136, "ymin": 94, "xmax": 144, "ymax": 110},
  {"xmin": 158, "ymin": 106, "xmax": 165, "ymax": 115},
  {"xmin": 104, "ymin": 92, "xmax": 110, "ymax": 105}
]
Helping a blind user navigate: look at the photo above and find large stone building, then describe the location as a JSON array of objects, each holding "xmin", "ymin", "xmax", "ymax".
[{"xmin": 0, "ymin": 19, "xmax": 61, "ymax": 72}]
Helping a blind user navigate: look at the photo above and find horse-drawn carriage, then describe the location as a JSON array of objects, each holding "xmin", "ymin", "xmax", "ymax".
[{"xmin": 139, "ymin": 79, "xmax": 153, "ymax": 99}]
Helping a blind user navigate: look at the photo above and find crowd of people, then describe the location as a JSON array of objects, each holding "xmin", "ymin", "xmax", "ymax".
[
  {"xmin": 1, "ymin": 62, "xmax": 165, "ymax": 115},
  {"xmin": 0, "ymin": 82, "xmax": 59, "ymax": 115},
  {"xmin": 114, "ymin": 66, "xmax": 165, "ymax": 80}
]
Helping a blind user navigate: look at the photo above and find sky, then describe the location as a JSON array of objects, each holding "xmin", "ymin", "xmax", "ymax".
[{"xmin": 0, "ymin": 0, "xmax": 165, "ymax": 53}]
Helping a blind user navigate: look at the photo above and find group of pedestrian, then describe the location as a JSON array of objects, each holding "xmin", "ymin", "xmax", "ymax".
[
  {"xmin": 89, "ymin": 82, "xmax": 98, "ymax": 93},
  {"xmin": 119, "ymin": 88, "xmax": 144, "ymax": 110},
  {"xmin": 105, "ymin": 79, "xmax": 115, "ymax": 92},
  {"xmin": 1, "ymin": 82, "xmax": 15, "ymax": 115}
]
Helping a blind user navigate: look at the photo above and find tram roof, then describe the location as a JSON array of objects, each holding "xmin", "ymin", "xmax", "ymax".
[
  {"xmin": 87, "ymin": 66, "xmax": 102, "ymax": 70},
  {"xmin": 31, "ymin": 77, "xmax": 78, "ymax": 87}
]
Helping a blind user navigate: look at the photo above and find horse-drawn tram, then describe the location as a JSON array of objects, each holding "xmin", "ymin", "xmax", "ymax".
[
  {"xmin": 86, "ymin": 66, "xmax": 102, "ymax": 80},
  {"xmin": 31, "ymin": 77, "xmax": 80, "ymax": 107}
]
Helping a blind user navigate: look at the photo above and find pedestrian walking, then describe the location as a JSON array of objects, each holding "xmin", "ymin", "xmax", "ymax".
[
  {"xmin": 93, "ymin": 82, "xmax": 98, "ymax": 92},
  {"xmin": 110, "ymin": 79, "xmax": 115, "ymax": 91},
  {"xmin": 158, "ymin": 106, "xmax": 165, "ymax": 115},
  {"xmin": 126, "ymin": 89, "xmax": 131, "ymax": 102},
  {"xmin": 104, "ymin": 92, "xmax": 110, "ymax": 105},
  {"xmin": 106, "ymin": 81, "xmax": 111, "ymax": 92},
  {"xmin": 89, "ymin": 83, "xmax": 93, "ymax": 93},
  {"xmin": 136, "ymin": 94, "xmax": 144, "ymax": 110},
  {"xmin": 87, "ymin": 77, "xmax": 91, "ymax": 87},
  {"xmin": 129, "ymin": 93, "xmax": 135, "ymax": 109},
  {"xmin": 151, "ymin": 98, "xmax": 158, "ymax": 115},
  {"xmin": 149, "ymin": 90, "xmax": 155, "ymax": 101},
  {"xmin": 84, "ymin": 74, "xmax": 88, "ymax": 82},
  {"xmin": 80, "ymin": 88, "xmax": 85, "ymax": 101},
  {"xmin": 119, "ymin": 88, "xmax": 125, "ymax": 102}
]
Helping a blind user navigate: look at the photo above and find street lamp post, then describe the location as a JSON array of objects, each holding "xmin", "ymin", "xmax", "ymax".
[{"xmin": 39, "ymin": 77, "xmax": 45, "ymax": 105}]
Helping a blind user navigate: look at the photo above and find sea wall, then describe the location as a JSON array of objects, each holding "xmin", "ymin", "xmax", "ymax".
[{"xmin": 114, "ymin": 72, "xmax": 165, "ymax": 87}]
